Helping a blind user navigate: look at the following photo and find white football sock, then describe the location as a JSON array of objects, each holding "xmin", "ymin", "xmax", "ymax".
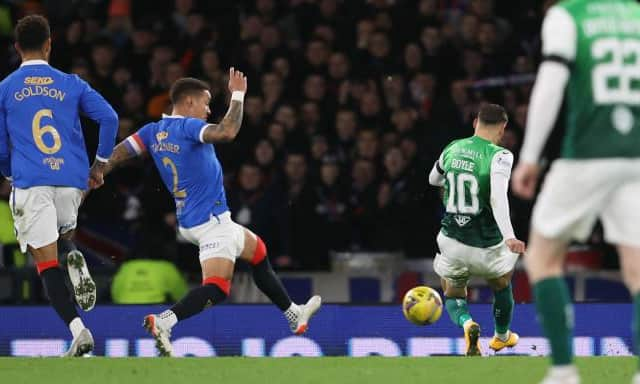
[
  {"xmin": 284, "ymin": 303, "xmax": 300, "ymax": 322},
  {"xmin": 549, "ymin": 365, "xmax": 578, "ymax": 378},
  {"xmin": 69, "ymin": 317, "xmax": 85, "ymax": 339},
  {"xmin": 495, "ymin": 331, "xmax": 510, "ymax": 341},
  {"xmin": 158, "ymin": 310, "xmax": 178, "ymax": 329}
]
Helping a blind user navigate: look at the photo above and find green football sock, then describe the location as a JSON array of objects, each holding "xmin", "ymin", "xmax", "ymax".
[
  {"xmin": 533, "ymin": 277, "xmax": 573, "ymax": 366},
  {"xmin": 633, "ymin": 293, "xmax": 640, "ymax": 369},
  {"xmin": 445, "ymin": 297, "xmax": 472, "ymax": 328},
  {"xmin": 493, "ymin": 284, "xmax": 514, "ymax": 335}
]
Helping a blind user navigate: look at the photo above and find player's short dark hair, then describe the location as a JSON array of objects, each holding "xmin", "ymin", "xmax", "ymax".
[
  {"xmin": 477, "ymin": 103, "xmax": 508, "ymax": 125},
  {"xmin": 169, "ymin": 77, "xmax": 210, "ymax": 104},
  {"xmin": 15, "ymin": 15, "xmax": 50, "ymax": 52}
]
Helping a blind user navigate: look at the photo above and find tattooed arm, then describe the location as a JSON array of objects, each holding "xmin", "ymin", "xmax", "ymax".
[
  {"xmin": 102, "ymin": 132, "xmax": 147, "ymax": 177},
  {"xmin": 202, "ymin": 67, "xmax": 247, "ymax": 144},
  {"xmin": 201, "ymin": 99, "xmax": 244, "ymax": 143}
]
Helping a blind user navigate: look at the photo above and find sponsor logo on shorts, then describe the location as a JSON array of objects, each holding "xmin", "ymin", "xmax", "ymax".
[
  {"xmin": 201, "ymin": 242, "xmax": 220, "ymax": 252},
  {"xmin": 454, "ymin": 215, "xmax": 471, "ymax": 227}
]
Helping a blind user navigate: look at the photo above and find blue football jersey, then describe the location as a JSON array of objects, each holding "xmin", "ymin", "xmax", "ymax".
[
  {"xmin": 0, "ymin": 60, "xmax": 118, "ymax": 189},
  {"xmin": 125, "ymin": 115, "xmax": 229, "ymax": 228}
]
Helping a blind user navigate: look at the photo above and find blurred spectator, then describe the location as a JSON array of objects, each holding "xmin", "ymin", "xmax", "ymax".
[{"xmin": 0, "ymin": 0, "xmax": 559, "ymax": 277}]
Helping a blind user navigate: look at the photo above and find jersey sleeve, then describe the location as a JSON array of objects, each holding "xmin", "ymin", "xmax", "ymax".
[
  {"xmin": 123, "ymin": 124, "xmax": 151, "ymax": 156},
  {"xmin": 542, "ymin": 5, "xmax": 577, "ymax": 64},
  {"xmin": 0, "ymin": 98, "xmax": 10, "ymax": 178},
  {"xmin": 428, "ymin": 151, "xmax": 445, "ymax": 187},
  {"xmin": 77, "ymin": 76, "xmax": 118, "ymax": 161},
  {"xmin": 182, "ymin": 117, "xmax": 209, "ymax": 143},
  {"xmin": 490, "ymin": 150, "xmax": 515, "ymax": 240}
]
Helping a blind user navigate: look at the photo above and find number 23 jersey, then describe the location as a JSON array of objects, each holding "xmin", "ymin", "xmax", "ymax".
[
  {"xmin": 125, "ymin": 116, "xmax": 229, "ymax": 229},
  {"xmin": 0, "ymin": 61, "xmax": 117, "ymax": 189},
  {"xmin": 546, "ymin": 0, "xmax": 640, "ymax": 159}
]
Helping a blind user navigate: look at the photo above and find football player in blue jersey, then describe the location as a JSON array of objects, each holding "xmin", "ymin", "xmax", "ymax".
[
  {"xmin": 104, "ymin": 71, "xmax": 321, "ymax": 357},
  {"xmin": 0, "ymin": 15, "xmax": 118, "ymax": 356}
]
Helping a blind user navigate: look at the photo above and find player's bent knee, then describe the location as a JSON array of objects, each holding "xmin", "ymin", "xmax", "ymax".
[
  {"xmin": 202, "ymin": 276, "xmax": 231, "ymax": 298},
  {"xmin": 250, "ymin": 236, "xmax": 267, "ymax": 266}
]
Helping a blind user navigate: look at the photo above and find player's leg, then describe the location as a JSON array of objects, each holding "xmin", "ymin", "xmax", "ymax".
[
  {"xmin": 618, "ymin": 246, "xmax": 640, "ymax": 383},
  {"xmin": 238, "ymin": 228, "xmax": 321, "ymax": 334},
  {"xmin": 144, "ymin": 256, "xmax": 234, "ymax": 357},
  {"xmin": 487, "ymin": 271, "xmax": 519, "ymax": 351},
  {"xmin": 441, "ymin": 279, "xmax": 481, "ymax": 356},
  {"xmin": 525, "ymin": 231, "xmax": 576, "ymax": 381},
  {"xmin": 11, "ymin": 186, "xmax": 93, "ymax": 356},
  {"xmin": 599, "ymin": 176, "xmax": 640, "ymax": 382},
  {"xmin": 55, "ymin": 187, "xmax": 96, "ymax": 311},
  {"xmin": 527, "ymin": 160, "xmax": 613, "ymax": 383},
  {"xmin": 30, "ymin": 243, "xmax": 94, "ymax": 356},
  {"xmin": 433, "ymin": 232, "xmax": 480, "ymax": 355}
]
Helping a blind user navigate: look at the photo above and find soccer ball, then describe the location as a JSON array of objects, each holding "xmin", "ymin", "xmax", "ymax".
[{"xmin": 402, "ymin": 286, "xmax": 443, "ymax": 326}]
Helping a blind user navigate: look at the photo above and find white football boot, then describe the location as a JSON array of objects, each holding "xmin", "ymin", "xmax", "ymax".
[
  {"xmin": 143, "ymin": 314, "xmax": 173, "ymax": 357},
  {"xmin": 632, "ymin": 372, "xmax": 640, "ymax": 384},
  {"xmin": 66, "ymin": 250, "xmax": 97, "ymax": 311},
  {"xmin": 287, "ymin": 295, "xmax": 322, "ymax": 335},
  {"xmin": 63, "ymin": 328, "xmax": 94, "ymax": 357},
  {"xmin": 539, "ymin": 366, "xmax": 580, "ymax": 384}
]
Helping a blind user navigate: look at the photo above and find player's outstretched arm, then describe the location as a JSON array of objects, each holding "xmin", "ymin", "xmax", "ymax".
[
  {"xmin": 201, "ymin": 68, "xmax": 247, "ymax": 143},
  {"xmin": 102, "ymin": 139, "xmax": 143, "ymax": 178},
  {"xmin": 0, "ymin": 103, "xmax": 10, "ymax": 179}
]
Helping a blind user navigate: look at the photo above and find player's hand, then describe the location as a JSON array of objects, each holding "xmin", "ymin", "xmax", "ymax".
[
  {"xmin": 505, "ymin": 238, "xmax": 526, "ymax": 254},
  {"xmin": 88, "ymin": 161, "xmax": 106, "ymax": 190},
  {"xmin": 511, "ymin": 162, "xmax": 540, "ymax": 200},
  {"xmin": 228, "ymin": 67, "xmax": 247, "ymax": 93}
]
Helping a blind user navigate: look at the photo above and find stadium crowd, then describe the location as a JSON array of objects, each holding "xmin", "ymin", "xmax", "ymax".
[{"xmin": 0, "ymin": 0, "xmax": 582, "ymax": 278}]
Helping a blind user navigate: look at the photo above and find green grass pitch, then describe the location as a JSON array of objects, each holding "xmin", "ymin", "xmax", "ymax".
[{"xmin": 0, "ymin": 357, "xmax": 635, "ymax": 384}]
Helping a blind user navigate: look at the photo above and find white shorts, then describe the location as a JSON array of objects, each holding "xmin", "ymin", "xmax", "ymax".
[
  {"xmin": 533, "ymin": 159, "xmax": 640, "ymax": 247},
  {"xmin": 179, "ymin": 211, "xmax": 246, "ymax": 263},
  {"xmin": 10, "ymin": 186, "xmax": 83, "ymax": 253},
  {"xmin": 433, "ymin": 232, "xmax": 519, "ymax": 288}
]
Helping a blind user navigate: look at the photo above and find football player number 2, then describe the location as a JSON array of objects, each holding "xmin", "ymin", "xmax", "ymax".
[
  {"xmin": 445, "ymin": 172, "xmax": 479, "ymax": 215},
  {"xmin": 32, "ymin": 109, "xmax": 62, "ymax": 154},
  {"xmin": 162, "ymin": 157, "xmax": 187, "ymax": 198}
]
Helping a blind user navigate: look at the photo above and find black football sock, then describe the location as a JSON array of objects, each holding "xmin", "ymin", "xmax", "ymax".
[
  {"xmin": 251, "ymin": 257, "xmax": 293, "ymax": 311},
  {"xmin": 170, "ymin": 284, "xmax": 228, "ymax": 321},
  {"xmin": 40, "ymin": 266, "xmax": 79, "ymax": 325}
]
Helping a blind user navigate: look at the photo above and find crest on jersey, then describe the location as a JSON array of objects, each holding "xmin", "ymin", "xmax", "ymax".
[
  {"xmin": 454, "ymin": 215, "xmax": 471, "ymax": 227},
  {"xmin": 156, "ymin": 131, "xmax": 169, "ymax": 142}
]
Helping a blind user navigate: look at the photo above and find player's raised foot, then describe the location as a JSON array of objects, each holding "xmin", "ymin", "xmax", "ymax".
[
  {"xmin": 632, "ymin": 372, "xmax": 640, "ymax": 384},
  {"xmin": 143, "ymin": 314, "xmax": 173, "ymax": 357},
  {"xmin": 288, "ymin": 295, "xmax": 322, "ymax": 335},
  {"xmin": 67, "ymin": 250, "xmax": 97, "ymax": 311},
  {"xmin": 539, "ymin": 366, "xmax": 580, "ymax": 384},
  {"xmin": 63, "ymin": 328, "xmax": 94, "ymax": 357},
  {"xmin": 463, "ymin": 321, "xmax": 482, "ymax": 356},
  {"xmin": 489, "ymin": 331, "xmax": 519, "ymax": 352}
]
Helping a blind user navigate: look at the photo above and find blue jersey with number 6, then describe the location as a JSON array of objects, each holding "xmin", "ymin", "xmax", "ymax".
[
  {"xmin": 0, "ymin": 60, "xmax": 118, "ymax": 189},
  {"xmin": 125, "ymin": 115, "xmax": 229, "ymax": 228}
]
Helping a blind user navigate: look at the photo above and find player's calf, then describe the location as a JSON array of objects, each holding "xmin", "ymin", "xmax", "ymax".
[
  {"xmin": 144, "ymin": 275, "xmax": 230, "ymax": 356},
  {"xmin": 245, "ymin": 234, "xmax": 322, "ymax": 334},
  {"xmin": 35, "ymin": 255, "xmax": 93, "ymax": 356}
]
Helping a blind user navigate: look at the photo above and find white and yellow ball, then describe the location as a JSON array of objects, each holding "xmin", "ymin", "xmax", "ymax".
[{"xmin": 402, "ymin": 286, "xmax": 443, "ymax": 326}]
